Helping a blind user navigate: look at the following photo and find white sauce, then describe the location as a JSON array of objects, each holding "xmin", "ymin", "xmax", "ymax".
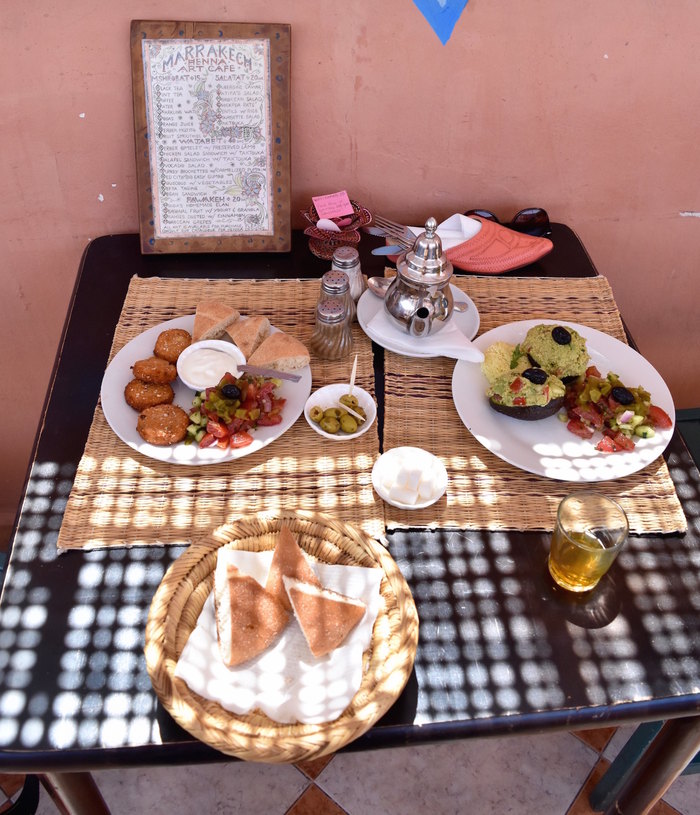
[{"xmin": 179, "ymin": 348, "xmax": 241, "ymax": 389}]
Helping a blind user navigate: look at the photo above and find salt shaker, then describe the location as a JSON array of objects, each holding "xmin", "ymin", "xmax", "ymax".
[
  {"xmin": 309, "ymin": 297, "xmax": 353, "ymax": 360},
  {"xmin": 331, "ymin": 247, "xmax": 365, "ymax": 304},
  {"xmin": 320, "ymin": 269, "xmax": 356, "ymax": 323}
]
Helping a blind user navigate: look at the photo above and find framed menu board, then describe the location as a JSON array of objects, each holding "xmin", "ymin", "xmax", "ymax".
[{"xmin": 130, "ymin": 20, "xmax": 291, "ymax": 254}]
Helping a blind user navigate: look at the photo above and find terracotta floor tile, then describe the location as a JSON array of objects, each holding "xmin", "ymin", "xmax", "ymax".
[
  {"xmin": 286, "ymin": 783, "xmax": 349, "ymax": 815},
  {"xmin": 0, "ymin": 774, "xmax": 25, "ymax": 798},
  {"xmin": 566, "ymin": 758, "xmax": 684, "ymax": 815},
  {"xmin": 572, "ymin": 728, "xmax": 617, "ymax": 754},
  {"xmin": 295, "ymin": 754, "xmax": 335, "ymax": 780}
]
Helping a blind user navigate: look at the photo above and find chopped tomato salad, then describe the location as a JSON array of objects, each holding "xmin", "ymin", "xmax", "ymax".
[
  {"xmin": 562, "ymin": 366, "xmax": 672, "ymax": 454},
  {"xmin": 185, "ymin": 372, "xmax": 285, "ymax": 449}
]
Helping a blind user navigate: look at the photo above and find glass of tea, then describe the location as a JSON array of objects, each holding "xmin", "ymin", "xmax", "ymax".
[{"xmin": 548, "ymin": 493, "xmax": 629, "ymax": 592}]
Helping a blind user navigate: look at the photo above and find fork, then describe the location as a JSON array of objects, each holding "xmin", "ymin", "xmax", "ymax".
[{"xmin": 364, "ymin": 214, "xmax": 416, "ymax": 249}]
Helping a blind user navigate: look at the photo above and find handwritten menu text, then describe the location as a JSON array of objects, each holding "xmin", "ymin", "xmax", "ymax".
[{"xmin": 142, "ymin": 38, "xmax": 273, "ymax": 237}]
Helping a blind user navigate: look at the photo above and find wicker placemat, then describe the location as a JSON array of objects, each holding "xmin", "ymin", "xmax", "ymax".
[
  {"xmin": 144, "ymin": 511, "xmax": 418, "ymax": 762},
  {"xmin": 57, "ymin": 277, "xmax": 384, "ymax": 549},
  {"xmin": 383, "ymin": 276, "xmax": 686, "ymax": 534}
]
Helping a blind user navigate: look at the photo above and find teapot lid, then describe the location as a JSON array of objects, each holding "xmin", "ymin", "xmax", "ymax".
[{"xmin": 398, "ymin": 217, "xmax": 453, "ymax": 285}]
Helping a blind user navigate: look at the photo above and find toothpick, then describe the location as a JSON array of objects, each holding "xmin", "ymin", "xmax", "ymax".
[
  {"xmin": 348, "ymin": 354, "xmax": 358, "ymax": 396},
  {"xmin": 336, "ymin": 401, "xmax": 365, "ymax": 423}
]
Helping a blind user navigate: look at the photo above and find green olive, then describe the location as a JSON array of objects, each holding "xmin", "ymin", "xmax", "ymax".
[
  {"xmin": 320, "ymin": 416, "xmax": 340, "ymax": 433},
  {"xmin": 323, "ymin": 407, "xmax": 342, "ymax": 420},
  {"xmin": 309, "ymin": 405, "xmax": 324, "ymax": 423},
  {"xmin": 339, "ymin": 394, "xmax": 359, "ymax": 409},
  {"xmin": 340, "ymin": 414, "xmax": 358, "ymax": 434},
  {"xmin": 353, "ymin": 405, "xmax": 366, "ymax": 419}
]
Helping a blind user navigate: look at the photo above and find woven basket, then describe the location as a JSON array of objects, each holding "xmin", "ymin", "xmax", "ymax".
[{"xmin": 144, "ymin": 511, "xmax": 419, "ymax": 763}]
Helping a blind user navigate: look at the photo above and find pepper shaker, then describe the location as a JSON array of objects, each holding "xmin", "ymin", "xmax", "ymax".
[
  {"xmin": 331, "ymin": 246, "xmax": 365, "ymax": 305},
  {"xmin": 320, "ymin": 269, "xmax": 356, "ymax": 323},
  {"xmin": 309, "ymin": 297, "xmax": 353, "ymax": 360}
]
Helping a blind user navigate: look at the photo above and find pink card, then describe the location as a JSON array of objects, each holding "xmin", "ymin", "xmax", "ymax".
[{"xmin": 312, "ymin": 190, "xmax": 354, "ymax": 220}]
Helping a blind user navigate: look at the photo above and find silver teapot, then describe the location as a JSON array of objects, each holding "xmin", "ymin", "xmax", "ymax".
[{"xmin": 384, "ymin": 217, "xmax": 454, "ymax": 337}]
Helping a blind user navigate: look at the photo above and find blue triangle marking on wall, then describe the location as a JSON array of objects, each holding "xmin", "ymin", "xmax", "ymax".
[{"xmin": 412, "ymin": 0, "xmax": 470, "ymax": 45}]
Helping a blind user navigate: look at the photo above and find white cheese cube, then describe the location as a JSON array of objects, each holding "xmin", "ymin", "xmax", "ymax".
[
  {"xmin": 381, "ymin": 471, "xmax": 395, "ymax": 491},
  {"xmin": 417, "ymin": 471, "xmax": 437, "ymax": 500},
  {"xmin": 402, "ymin": 465, "xmax": 423, "ymax": 491},
  {"xmin": 388, "ymin": 483, "xmax": 418, "ymax": 505}
]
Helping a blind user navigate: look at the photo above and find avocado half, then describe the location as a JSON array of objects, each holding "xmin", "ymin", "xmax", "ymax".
[{"xmin": 488, "ymin": 394, "xmax": 565, "ymax": 421}]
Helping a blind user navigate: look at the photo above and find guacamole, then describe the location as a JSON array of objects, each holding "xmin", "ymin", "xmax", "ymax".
[
  {"xmin": 521, "ymin": 324, "xmax": 589, "ymax": 379},
  {"xmin": 487, "ymin": 369, "xmax": 565, "ymax": 408}
]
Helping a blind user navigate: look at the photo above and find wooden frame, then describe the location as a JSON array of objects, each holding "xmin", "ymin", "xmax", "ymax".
[{"xmin": 130, "ymin": 20, "xmax": 291, "ymax": 254}]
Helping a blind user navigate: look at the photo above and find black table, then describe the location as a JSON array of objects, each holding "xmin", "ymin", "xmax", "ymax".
[{"xmin": 1, "ymin": 226, "xmax": 698, "ymax": 815}]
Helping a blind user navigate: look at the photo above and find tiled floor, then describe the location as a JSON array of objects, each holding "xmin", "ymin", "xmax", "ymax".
[{"xmin": 6, "ymin": 726, "xmax": 695, "ymax": 814}]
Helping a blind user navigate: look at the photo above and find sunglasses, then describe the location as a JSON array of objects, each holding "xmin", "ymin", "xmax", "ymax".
[{"xmin": 464, "ymin": 207, "xmax": 552, "ymax": 237}]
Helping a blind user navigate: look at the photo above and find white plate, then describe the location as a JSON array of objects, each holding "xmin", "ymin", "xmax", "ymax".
[
  {"xmin": 100, "ymin": 316, "xmax": 311, "ymax": 465},
  {"xmin": 372, "ymin": 446, "xmax": 448, "ymax": 509},
  {"xmin": 304, "ymin": 384, "xmax": 377, "ymax": 440},
  {"xmin": 452, "ymin": 320, "xmax": 675, "ymax": 482},
  {"xmin": 357, "ymin": 283, "xmax": 480, "ymax": 358}
]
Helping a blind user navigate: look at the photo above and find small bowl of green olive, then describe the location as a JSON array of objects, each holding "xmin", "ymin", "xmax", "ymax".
[{"xmin": 304, "ymin": 384, "xmax": 377, "ymax": 440}]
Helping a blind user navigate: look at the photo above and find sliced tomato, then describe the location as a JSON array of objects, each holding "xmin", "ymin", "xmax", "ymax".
[
  {"xmin": 512, "ymin": 396, "xmax": 527, "ymax": 406},
  {"xmin": 240, "ymin": 396, "xmax": 257, "ymax": 413},
  {"xmin": 572, "ymin": 403, "xmax": 604, "ymax": 429},
  {"xmin": 219, "ymin": 372, "xmax": 237, "ymax": 386},
  {"xmin": 595, "ymin": 435, "xmax": 616, "ymax": 453},
  {"xmin": 567, "ymin": 418, "xmax": 595, "ymax": 439},
  {"xmin": 509, "ymin": 377, "xmax": 523, "ymax": 392},
  {"xmin": 229, "ymin": 431, "xmax": 254, "ymax": 448},
  {"xmin": 586, "ymin": 365, "xmax": 602, "ymax": 378},
  {"xmin": 216, "ymin": 437, "xmax": 229, "ymax": 449},
  {"xmin": 257, "ymin": 412, "xmax": 283, "ymax": 426},
  {"xmin": 647, "ymin": 404, "xmax": 673, "ymax": 429},
  {"xmin": 198, "ymin": 432, "xmax": 217, "ymax": 448},
  {"xmin": 206, "ymin": 419, "xmax": 228, "ymax": 439},
  {"xmin": 610, "ymin": 431, "xmax": 635, "ymax": 452}
]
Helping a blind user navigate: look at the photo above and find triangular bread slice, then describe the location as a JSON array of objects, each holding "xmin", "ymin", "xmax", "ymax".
[
  {"xmin": 225, "ymin": 315, "xmax": 271, "ymax": 359},
  {"xmin": 247, "ymin": 332, "xmax": 310, "ymax": 373},
  {"xmin": 265, "ymin": 524, "xmax": 321, "ymax": 611},
  {"xmin": 283, "ymin": 576, "xmax": 366, "ymax": 658},
  {"xmin": 193, "ymin": 299, "xmax": 240, "ymax": 342},
  {"xmin": 214, "ymin": 560, "xmax": 290, "ymax": 667}
]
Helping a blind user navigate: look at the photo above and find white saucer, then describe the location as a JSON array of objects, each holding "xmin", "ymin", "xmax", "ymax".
[{"xmin": 357, "ymin": 284, "xmax": 479, "ymax": 358}]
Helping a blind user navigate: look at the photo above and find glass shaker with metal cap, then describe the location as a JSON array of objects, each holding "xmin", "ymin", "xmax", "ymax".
[
  {"xmin": 309, "ymin": 297, "xmax": 353, "ymax": 360},
  {"xmin": 331, "ymin": 246, "xmax": 365, "ymax": 304},
  {"xmin": 320, "ymin": 269, "xmax": 356, "ymax": 322}
]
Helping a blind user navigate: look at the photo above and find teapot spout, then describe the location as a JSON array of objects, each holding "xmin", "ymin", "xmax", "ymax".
[{"xmin": 408, "ymin": 305, "xmax": 433, "ymax": 337}]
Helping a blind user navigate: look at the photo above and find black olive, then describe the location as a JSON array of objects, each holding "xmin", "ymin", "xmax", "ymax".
[
  {"xmin": 221, "ymin": 383, "xmax": 241, "ymax": 400},
  {"xmin": 611, "ymin": 386, "xmax": 634, "ymax": 405},
  {"xmin": 551, "ymin": 326, "xmax": 572, "ymax": 345},
  {"xmin": 522, "ymin": 367, "xmax": 548, "ymax": 385}
]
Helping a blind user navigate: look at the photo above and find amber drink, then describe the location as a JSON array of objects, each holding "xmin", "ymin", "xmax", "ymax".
[{"xmin": 548, "ymin": 493, "xmax": 628, "ymax": 592}]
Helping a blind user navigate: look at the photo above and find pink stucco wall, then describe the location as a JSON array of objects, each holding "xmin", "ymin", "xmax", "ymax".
[{"xmin": 1, "ymin": 1, "xmax": 699, "ymax": 524}]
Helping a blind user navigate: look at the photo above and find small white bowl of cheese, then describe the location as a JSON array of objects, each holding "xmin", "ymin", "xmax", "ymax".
[{"xmin": 371, "ymin": 446, "xmax": 448, "ymax": 510}]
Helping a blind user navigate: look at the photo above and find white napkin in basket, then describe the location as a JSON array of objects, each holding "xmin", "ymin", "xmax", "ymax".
[{"xmin": 174, "ymin": 549, "xmax": 382, "ymax": 725}]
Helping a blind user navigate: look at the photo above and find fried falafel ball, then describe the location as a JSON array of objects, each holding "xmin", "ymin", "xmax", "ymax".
[
  {"xmin": 136, "ymin": 404, "xmax": 190, "ymax": 446},
  {"xmin": 154, "ymin": 328, "xmax": 192, "ymax": 363},
  {"xmin": 124, "ymin": 379, "xmax": 174, "ymax": 411},
  {"xmin": 132, "ymin": 356, "xmax": 177, "ymax": 384}
]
